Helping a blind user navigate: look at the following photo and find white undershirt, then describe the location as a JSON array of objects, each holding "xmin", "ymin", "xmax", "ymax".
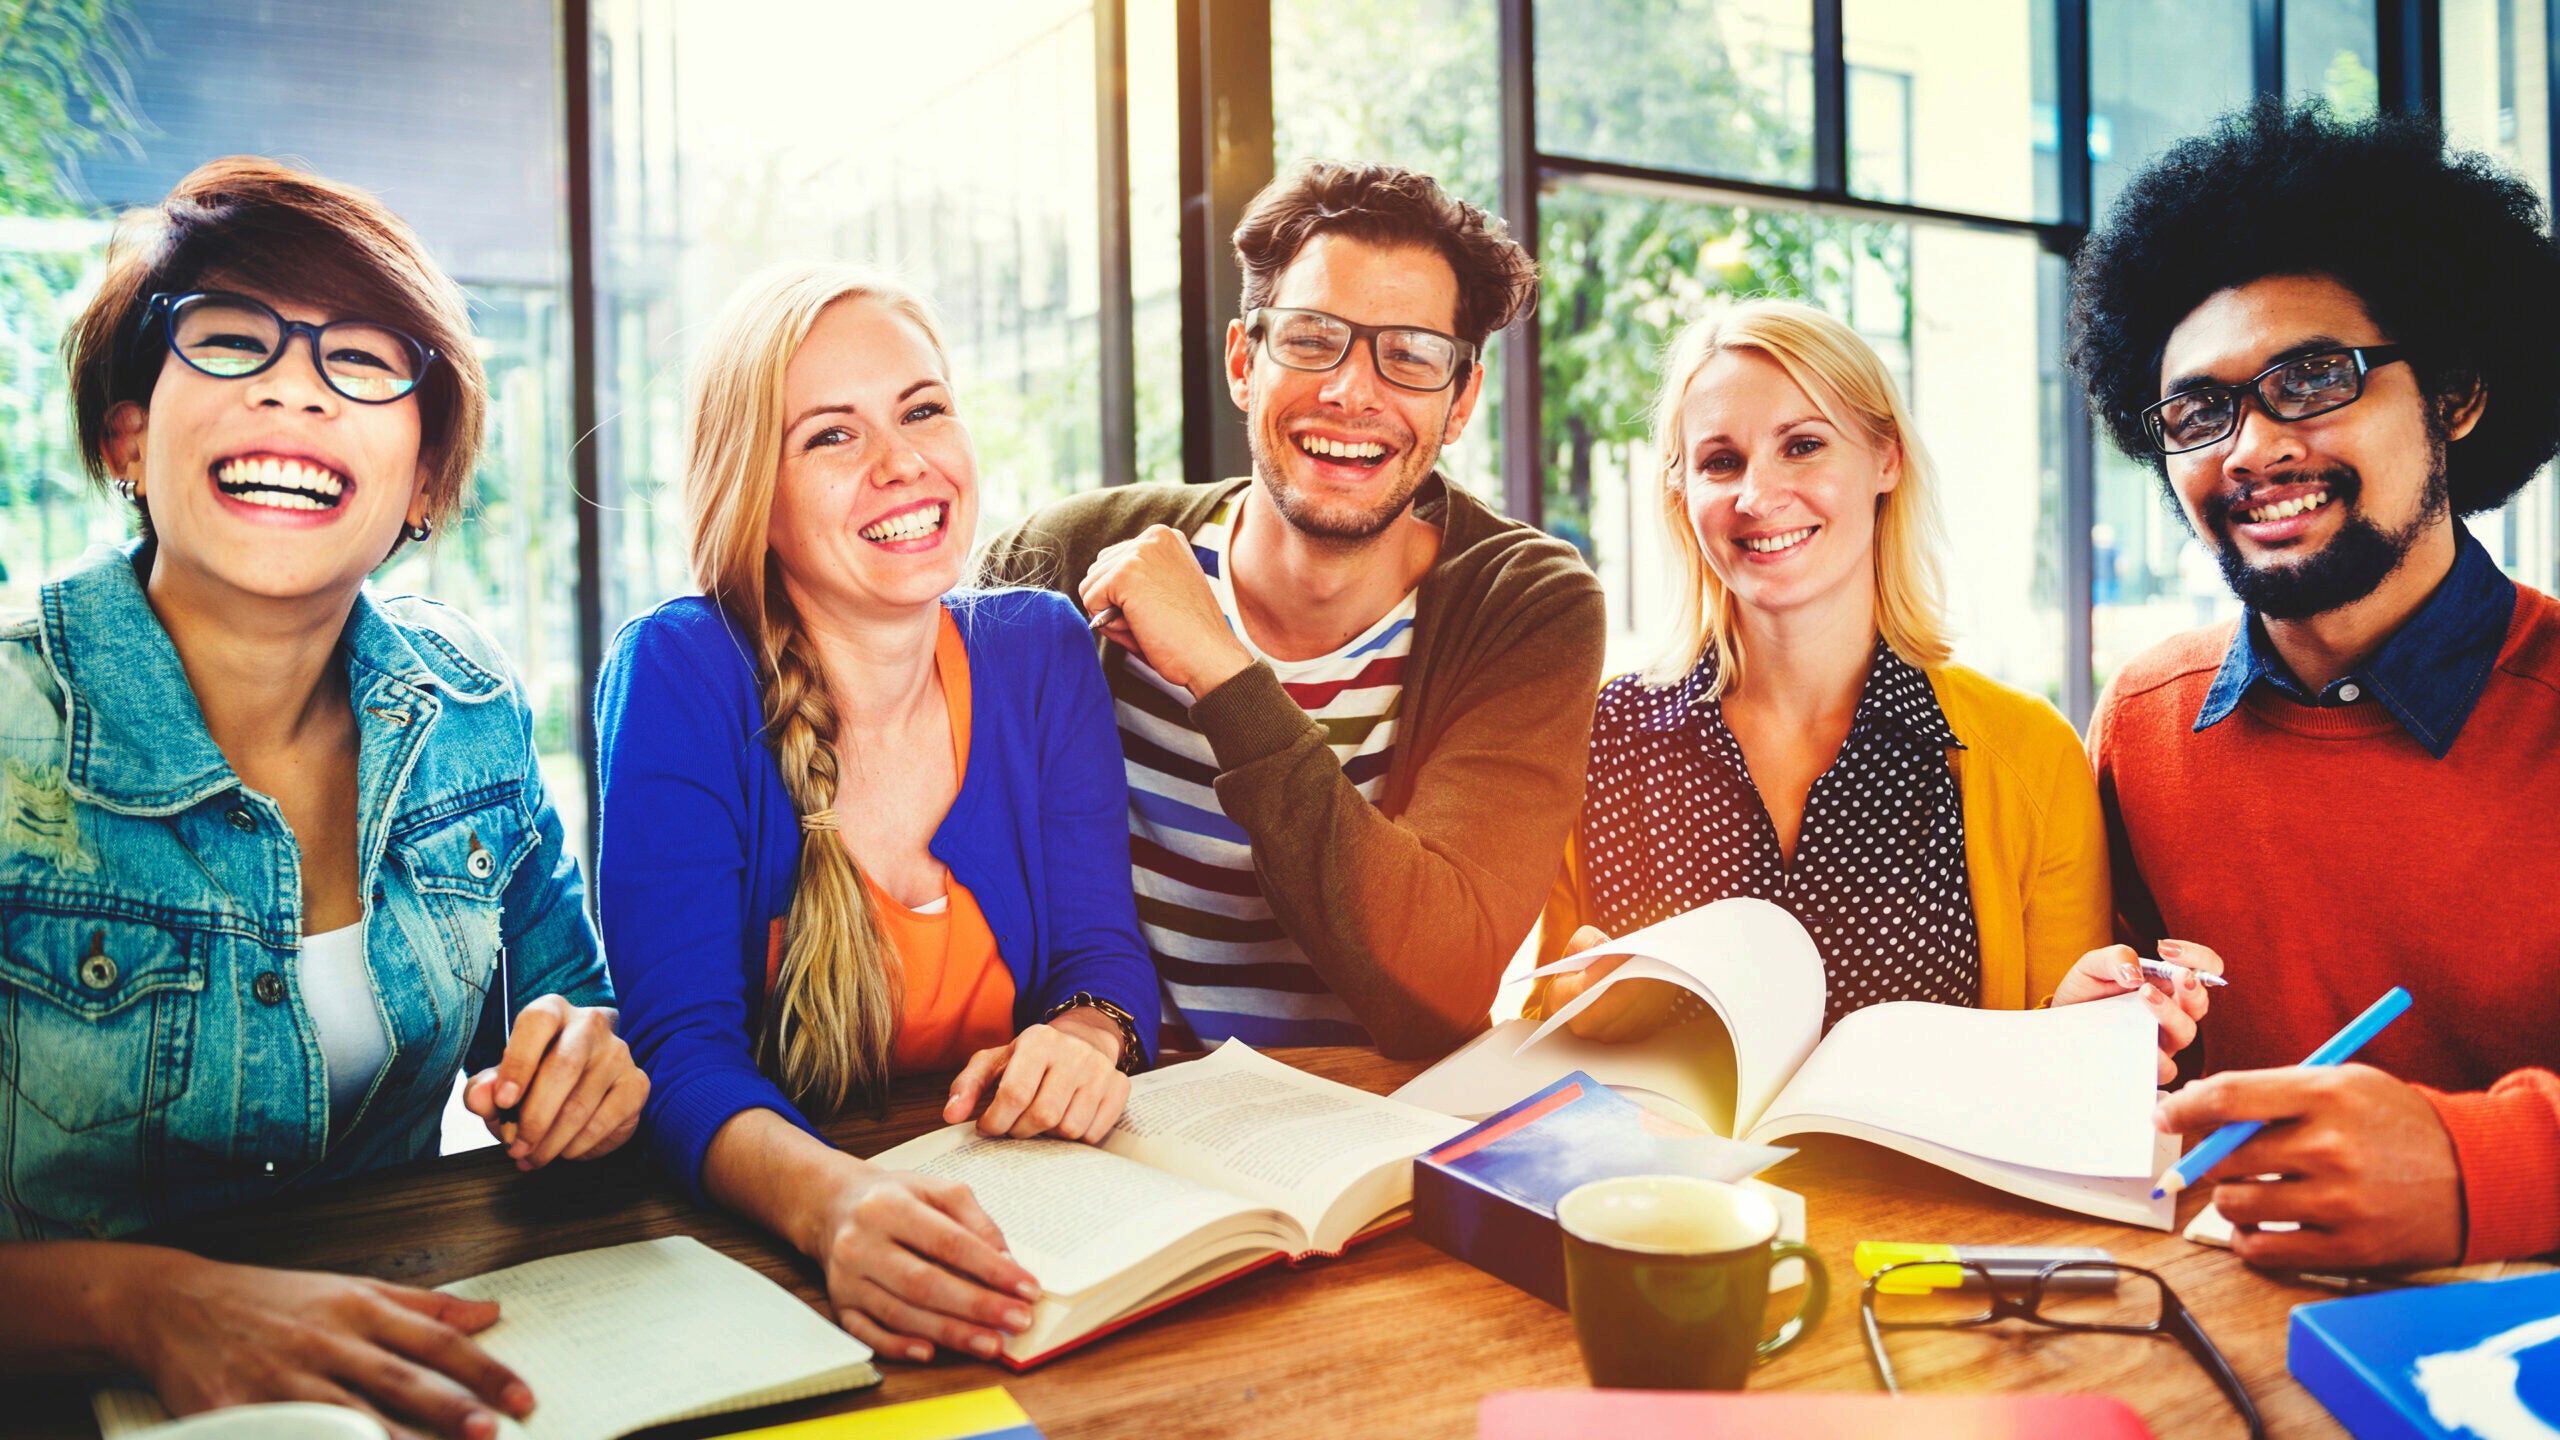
[{"xmin": 300, "ymin": 923, "xmax": 389, "ymax": 1122}]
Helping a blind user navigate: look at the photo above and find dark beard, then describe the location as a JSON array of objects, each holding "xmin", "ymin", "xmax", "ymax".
[{"xmin": 2196, "ymin": 459, "xmax": 2452, "ymax": 621}]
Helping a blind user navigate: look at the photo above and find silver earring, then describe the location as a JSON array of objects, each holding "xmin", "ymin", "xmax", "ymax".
[
  {"xmin": 401, "ymin": 519, "xmax": 433, "ymax": 542},
  {"xmin": 111, "ymin": 476, "xmax": 137, "ymax": 502}
]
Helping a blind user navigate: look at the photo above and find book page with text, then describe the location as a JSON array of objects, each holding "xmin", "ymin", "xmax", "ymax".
[
  {"xmin": 870, "ymin": 1123, "xmax": 1264, "ymax": 1297},
  {"xmin": 1103, "ymin": 1041, "xmax": 1468, "ymax": 1237},
  {"xmin": 1522, "ymin": 899, "xmax": 1825, "ymax": 1133}
]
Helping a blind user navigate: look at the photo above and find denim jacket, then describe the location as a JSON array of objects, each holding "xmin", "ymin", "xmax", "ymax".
[{"xmin": 0, "ymin": 545, "xmax": 606, "ymax": 1240}]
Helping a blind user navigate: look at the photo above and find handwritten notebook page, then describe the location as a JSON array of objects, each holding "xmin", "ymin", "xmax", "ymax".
[{"xmin": 440, "ymin": 1236, "xmax": 877, "ymax": 1440}]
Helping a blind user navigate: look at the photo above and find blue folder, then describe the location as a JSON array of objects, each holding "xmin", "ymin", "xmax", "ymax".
[{"xmin": 2289, "ymin": 1271, "xmax": 2560, "ymax": 1438}]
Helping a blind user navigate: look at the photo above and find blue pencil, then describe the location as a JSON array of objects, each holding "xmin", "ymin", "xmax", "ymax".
[{"xmin": 2153, "ymin": 985, "xmax": 2413, "ymax": 1198}]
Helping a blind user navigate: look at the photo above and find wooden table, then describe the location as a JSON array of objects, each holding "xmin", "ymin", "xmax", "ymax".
[{"xmin": 1, "ymin": 1049, "xmax": 2338, "ymax": 1439}]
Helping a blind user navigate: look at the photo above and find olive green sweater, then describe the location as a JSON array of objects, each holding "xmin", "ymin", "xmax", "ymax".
[{"xmin": 980, "ymin": 475, "xmax": 1607, "ymax": 1058}]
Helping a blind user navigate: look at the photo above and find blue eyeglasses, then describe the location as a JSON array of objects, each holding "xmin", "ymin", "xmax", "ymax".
[{"xmin": 140, "ymin": 291, "xmax": 438, "ymax": 404}]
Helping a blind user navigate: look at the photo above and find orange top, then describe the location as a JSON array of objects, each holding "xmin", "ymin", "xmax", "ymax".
[{"xmin": 766, "ymin": 609, "xmax": 1017, "ymax": 1077}]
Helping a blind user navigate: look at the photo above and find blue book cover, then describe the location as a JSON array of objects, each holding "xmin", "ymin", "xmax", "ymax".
[
  {"xmin": 2289, "ymin": 1271, "xmax": 2560, "ymax": 1439},
  {"xmin": 1411, "ymin": 1071, "xmax": 1789, "ymax": 1307}
]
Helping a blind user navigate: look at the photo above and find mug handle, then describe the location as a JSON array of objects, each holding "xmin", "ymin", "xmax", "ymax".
[{"xmin": 1756, "ymin": 1241, "xmax": 1828, "ymax": 1362}]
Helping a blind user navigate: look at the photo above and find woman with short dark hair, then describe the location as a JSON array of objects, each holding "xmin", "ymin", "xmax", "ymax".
[{"xmin": 0, "ymin": 157, "xmax": 643, "ymax": 1439}]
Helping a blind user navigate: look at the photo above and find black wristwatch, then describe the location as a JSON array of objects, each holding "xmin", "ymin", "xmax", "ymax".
[{"xmin": 1043, "ymin": 991, "xmax": 1147, "ymax": 1074}]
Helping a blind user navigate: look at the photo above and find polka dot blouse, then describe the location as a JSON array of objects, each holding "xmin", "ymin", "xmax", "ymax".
[{"xmin": 1579, "ymin": 638, "xmax": 1982, "ymax": 1030}]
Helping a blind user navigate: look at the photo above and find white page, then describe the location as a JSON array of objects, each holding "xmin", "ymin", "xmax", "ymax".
[
  {"xmin": 871, "ymin": 1124, "xmax": 1261, "ymax": 1297},
  {"xmin": 1104, "ymin": 1041, "xmax": 1468, "ymax": 1224},
  {"xmin": 1747, "ymin": 992, "xmax": 2158, "ymax": 1177},
  {"xmin": 1521, "ymin": 898, "xmax": 1826, "ymax": 1133},
  {"xmin": 1391, "ymin": 1015, "xmax": 1740, "ymax": 1134},
  {"xmin": 438, "ymin": 1237, "xmax": 874, "ymax": 1440}
]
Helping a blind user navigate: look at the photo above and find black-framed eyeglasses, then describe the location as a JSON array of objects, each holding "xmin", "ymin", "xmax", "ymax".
[
  {"xmin": 2142, "ymin": 344, "xmax": 2406, "ymax": 455},
  {"xmin": 1862, "ymin": 1260, "xmax": 2264, "ymax": 1439},
  {"xmin": 1246, "ymin": 306, "xmax": 1476, "ymax": 393},
  {"xmin": 140, "ymin": 291, "xmax": 438, "ymax": 405}
]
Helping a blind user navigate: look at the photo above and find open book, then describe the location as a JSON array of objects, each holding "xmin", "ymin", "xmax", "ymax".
[
  {"xmin": 868, "ymin": 1039, "xmax": 1468, "ymax": 1367},
  {"xmin": 94, "ymin": 1237, "xmax": 877, "ymax": 1440},
  {"xmin": 1396, "ymin": 899, "xmax": 2177, "ymax": 1228}
]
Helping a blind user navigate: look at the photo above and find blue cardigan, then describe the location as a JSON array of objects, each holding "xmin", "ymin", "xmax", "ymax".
[{"xmin": 594, "ymin": 588, "xmax": 1158, "ymax": 1200}]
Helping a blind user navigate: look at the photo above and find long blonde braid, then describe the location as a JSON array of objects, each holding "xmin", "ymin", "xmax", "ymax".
[{"xmin": 681, "ymin": 262, "xmax": 950, "ymax": 1117}]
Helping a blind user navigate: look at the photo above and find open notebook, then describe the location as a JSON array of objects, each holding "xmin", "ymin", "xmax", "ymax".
[
  {"xmin": 868, "ymin": 1039, "xmax": 1468, "ymax": 1367},
  {"xmin": 96, "ymin": 1237, "xmax": 878, "ymax": 1440},
  {"xmin": 1397, "ymin": 898, "xmax": 2177, "ymax": 1227}
]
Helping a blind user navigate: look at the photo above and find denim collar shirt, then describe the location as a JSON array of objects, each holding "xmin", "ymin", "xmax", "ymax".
[
  {"xmin": 0, "ymin": 545, "xmax": 606, "ymax": 1239},
  {"xmin": 2194, "ymin": 525, "xmax": 2519, "ymax": 758}
]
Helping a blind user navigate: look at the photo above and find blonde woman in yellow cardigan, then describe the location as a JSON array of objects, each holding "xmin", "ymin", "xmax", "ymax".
[{"xmin": 1539, "ymin": 299, "xmax": 2214, "ymax": 1082}]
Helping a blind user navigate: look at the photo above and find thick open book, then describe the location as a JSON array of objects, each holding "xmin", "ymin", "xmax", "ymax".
[
  {"xmin": 94, "ymin": 1237, "xmax": 878, "ymax": 1440},
  {"xmin": 1396, "ymin": 899, "xmax": 2177, "ymax": 1228},
  {"xmin": 868, "ymin": 1039, "xmax": 1468, "ymax": 1367}
]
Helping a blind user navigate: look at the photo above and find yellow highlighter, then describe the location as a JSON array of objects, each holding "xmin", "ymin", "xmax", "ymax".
[{"xmin": 1855, "ymin": 1242, "xmax": 2118, "ymax": 1295}]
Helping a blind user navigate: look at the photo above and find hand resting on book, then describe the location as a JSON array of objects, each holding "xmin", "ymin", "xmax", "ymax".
[
  {"xmin": 703, "ymin": 1108, "xmax": 1045, "ymax": 1367},
  {"xmin": 942, "ymin": 1014, "xmax": 1132, "ymax": 1142},
  {"xmin": 80, "ymin": 1248, "xmax": 532, "ymax": 1440}
]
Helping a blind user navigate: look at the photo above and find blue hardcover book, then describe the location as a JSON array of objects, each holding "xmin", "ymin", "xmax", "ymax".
[
  {"xmin": 2289, "ymin": 1271, "xmax": 2560, "ymax": 1439},
  {"xmin": 1411, "ymin": 1071, "xmax": 1792, "ymax": 1307}
]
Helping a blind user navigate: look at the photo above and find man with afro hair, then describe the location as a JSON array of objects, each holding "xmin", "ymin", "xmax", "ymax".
[{"xmin": 2072, "ymin": 98, "xmax": 2560, "ymax": 1271}]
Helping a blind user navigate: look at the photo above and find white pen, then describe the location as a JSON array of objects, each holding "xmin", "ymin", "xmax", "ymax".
[{"xmin": 2137, "ymin": 956, "xmax": 2228, "ymax": 989}]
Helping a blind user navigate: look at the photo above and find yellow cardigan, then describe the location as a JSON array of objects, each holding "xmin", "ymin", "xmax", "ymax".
[{"xmin": 1536, "ymin": 662, "xmax": 2112, "ymax": 1010}]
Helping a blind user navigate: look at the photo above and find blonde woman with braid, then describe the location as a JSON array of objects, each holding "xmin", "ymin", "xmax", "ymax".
[{"xmin": 594, "ymin": 264, "xmax": 1155, "ymax": 1363}]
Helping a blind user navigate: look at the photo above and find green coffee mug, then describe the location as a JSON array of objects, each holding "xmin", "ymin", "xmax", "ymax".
[{"xmin": 1557, "ymin": 1175, "xmax": 1828, "ymax": 1391}]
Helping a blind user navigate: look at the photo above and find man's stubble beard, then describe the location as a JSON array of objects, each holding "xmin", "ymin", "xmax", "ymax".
[{"xmin": 1245, "ymin": 406, "xmax": 1445, "ymax": 546}]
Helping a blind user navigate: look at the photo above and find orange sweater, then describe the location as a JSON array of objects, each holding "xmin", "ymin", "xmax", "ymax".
[{"xmin": 2091, "ymin": 586, "xmax": 2560, "ymax": 1262}]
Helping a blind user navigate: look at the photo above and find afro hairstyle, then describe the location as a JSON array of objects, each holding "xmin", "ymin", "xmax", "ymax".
[{"xmin": 2068, "ymin": 97, "xmax": 2560, "ymax": 515}]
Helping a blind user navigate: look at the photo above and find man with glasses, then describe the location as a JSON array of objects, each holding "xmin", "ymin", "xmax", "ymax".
[
  {"xmin": 2071, "ymin": 99, "xmax": 2560, "ymax": 1270},
  {"xmin": 983, "ymin": 160, "xmax": 1605, "ymax": 1058}
]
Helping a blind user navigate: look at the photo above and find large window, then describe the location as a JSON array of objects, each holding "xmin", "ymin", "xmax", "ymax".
[
  {"xmin": 591, "ymin": 0, "xmax": 1111, "ymax": 636},
  {"xmin": 2445, "ymin": 0, "xmax": 2558, "ymax": 590},
  {"xmin": 1272, "ymin": 0, "xmax": 1505, "ymax": 507},
  {"xmin": 1537, "ymin": 0, "xmax": 1814, "ymax": 186},
  {"xmin": 2086, "ymin": 0, "xmax": 2259, "ymax": 689},
  {"xmin": 5, "ymin": 0, "xmax": 2549, "ymax": 839},
  {"xmin": 0, "ymin": 0, "xmax": 584, "ymax": 844},
  {"xmin": 1844, "ymin": 0, "xmax": 2055, "ymax": 221}
]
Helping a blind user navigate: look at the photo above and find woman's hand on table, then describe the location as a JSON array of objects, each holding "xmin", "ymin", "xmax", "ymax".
[
  {"xmin": 2049, "ymin": 940, "xmax": 2223, "ymax": 1085},
  {"xmin": 943, "ymin": 1015, "xmax": 1131, "ymax": 1143},
  {"xmin": 462, "ymin": 995, "xmax": 649, "ymax": 1171},
  {"xmin": 117, "ymin": 1251, "xmax": 532, "ymax": 1440},
  {"xmin": 1545, "ymin": 927, "xmax": 1690, "ymax": 1044},
  {"xmin": 812, "ymin": 1168, "xmax": 1042, "ymax": 1363}
]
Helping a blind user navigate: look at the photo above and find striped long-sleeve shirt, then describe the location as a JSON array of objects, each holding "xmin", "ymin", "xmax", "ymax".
[
  {"xmin": 980, "ymin": 474, "xmax": 1607, "ymax": 1059},
  {"xmin": 1113, "ymin": 494, "xmax": 1415, "ymax": 1046}
]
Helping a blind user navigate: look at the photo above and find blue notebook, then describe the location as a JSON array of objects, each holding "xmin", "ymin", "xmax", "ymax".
[{"xmin": 2290, "ymin": 1271, "xmax": 2560, "ymax": 1439}]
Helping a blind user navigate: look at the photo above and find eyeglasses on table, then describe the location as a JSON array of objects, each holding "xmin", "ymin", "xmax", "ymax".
[{"xmin": 1861, "ymin": 1258, "xmax": 2265, "ymax": 1440}]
